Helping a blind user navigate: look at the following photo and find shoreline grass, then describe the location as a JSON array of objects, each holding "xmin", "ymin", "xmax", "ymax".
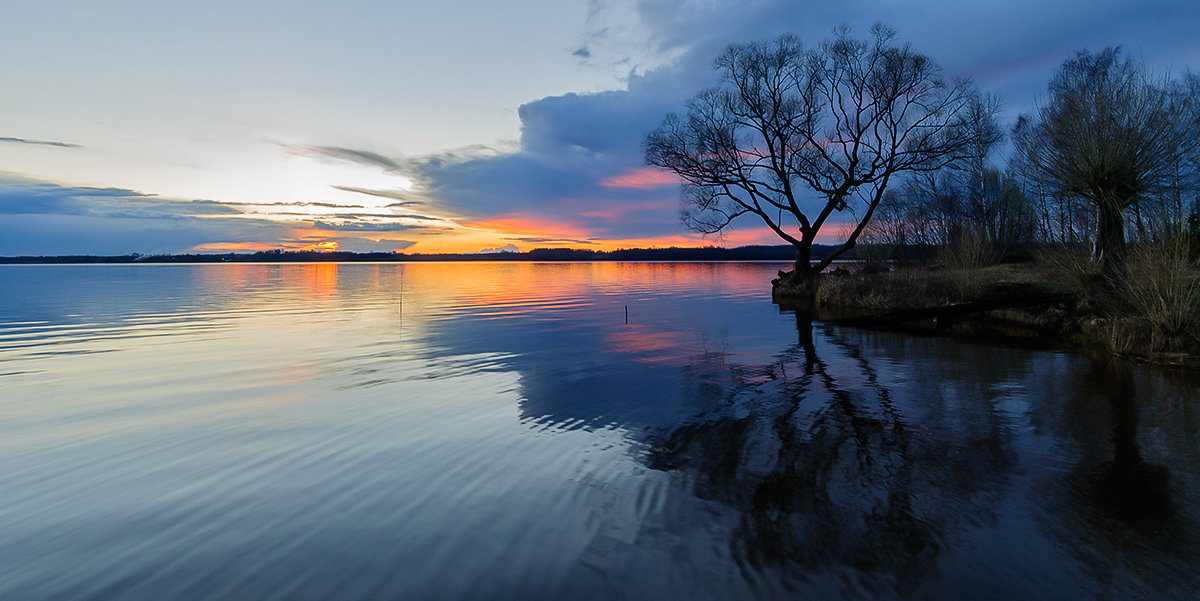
[{"xmin": 815, "ymin": 250, "xmax": 1200, "ymax": 368}]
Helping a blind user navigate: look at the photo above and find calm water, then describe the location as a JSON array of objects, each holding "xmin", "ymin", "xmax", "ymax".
[{"xmin": 2, "ymin": 262, "xmax": 1199, "ymax": 600}]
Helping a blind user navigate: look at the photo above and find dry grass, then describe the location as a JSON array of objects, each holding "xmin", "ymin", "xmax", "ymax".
[
  {"xmin": 816, "ymin": 265, "xmax": 1007, "ymax": 311},
  {"xmin": 1109, "ymin": 241, "xmax": 1200, "ymax": 353},
  {"xmin": 1036, "ymin": 244, "xmax": 1100, "ymax": 297},
  {"xmin": 1035, "ymin": 241, "xmax": 1200, "ymax": 354},
  {"xmin": 817, "ymin": 261, "xmax": 1067, "ymax": 312},
  {"xmin": 816, "ymin": 245, "xmax": 1199, "ymax": 363}
]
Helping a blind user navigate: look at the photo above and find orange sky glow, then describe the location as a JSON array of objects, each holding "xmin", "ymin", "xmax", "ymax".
[{"xmin": 185, "ymin": 218, "xmax": 859, "ymax": 254}]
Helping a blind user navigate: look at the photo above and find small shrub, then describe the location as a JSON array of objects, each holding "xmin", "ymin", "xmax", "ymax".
[
  {"xmin": 1111, "ymin": 240, "xmax": 1200, "ymax": 353},
  {"xmin": 940, "ymin": 233, "xmax": 1001, "ymax": 271}
]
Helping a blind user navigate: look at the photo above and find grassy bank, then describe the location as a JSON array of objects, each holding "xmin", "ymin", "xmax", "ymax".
[{"xmin": 815, "ymin": 246, "xmax": 1200, "ymax": 368}]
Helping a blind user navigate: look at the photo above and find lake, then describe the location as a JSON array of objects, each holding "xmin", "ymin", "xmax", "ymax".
[{"xmin": 2, "ymin": 262, "xmax": 1199, "ymax": 600}]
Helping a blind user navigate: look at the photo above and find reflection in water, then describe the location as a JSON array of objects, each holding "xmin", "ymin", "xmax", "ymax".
[
  {"xmin": 1029, "ymin": 358, "xmax": 1199, "ymax": 599},
  {"xmin": 643, "ymin": 309, "xmax": 1016, "ymax": 595},
  {"xmin": 1077, "ymin": 359, "xmax": 1172, "ymax": 521},
  {"xmin": 2, "ymin": 263, "xmax": 1200, "ymax": 600}
]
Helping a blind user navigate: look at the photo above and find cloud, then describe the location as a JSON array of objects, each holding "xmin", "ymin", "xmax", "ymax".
[
  {"xmin": 9, "ymin": 0, "xmax": 1199, "ymax": 255},
  {"xmin": 334, "ymin": 237, "xmax": 416, "ymax": 252},
  {"xmin": 0, "ymin": 210, "xmax": 299, "ymax": 257},
  {"xmin": 310, "ymin": 220, "xmax": 424, "ymax": 232},
  {"xmin": 599, "ymin": 167, "xmax": 678, "ymax": 189},
  {"xmin": 283, "ymin": 144, "xmax": 403, "ymax": 171},
  {"xmin": 0, "ymin": 179, "xmax": 242, "ymax": 218},
  {"xmin": 505, "ymin": 236, "xmax": 599, "ymax": 245},
  {"xmin": 0, "ymin": 177, "xmax": 300, "ymax": 255},
  {"xmin": 241, "ymin": 201, "xmax": 367, "ymax": 209},
  {"xmin": 0, "ymin": 136, "xmax": 81, "ymax": 149},
  {"xmin": 392, "ymin": 0, "xmax": 1200, "ymax": 248},
  {"xmin": 318, "ymin": 212, "xmax": 445, "ymax": 221},
  {"xmin": 332, "ymin": 185, "xmax": 422, "ymax": 205},
  {"xmin": 188, "ymin": 236, "xmax": 417, "ymax": 253},
  {"xmin": 475, "ymin": 243, "xmax": 521, "ymax": 254},
  {"xmin": 0, "ymin": 177, "xmax": 429, "ymax": 255}
]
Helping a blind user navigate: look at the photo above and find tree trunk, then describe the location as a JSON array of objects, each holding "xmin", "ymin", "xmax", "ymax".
[
  {"xmin": 772, "ymin": 243, "xmax": 818, "ymax": 302},
  {"xmin": 1094, "ymin": 198, "xmax": 1128, "ymax": 282}
]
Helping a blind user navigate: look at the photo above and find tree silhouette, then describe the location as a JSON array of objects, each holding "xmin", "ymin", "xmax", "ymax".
[
  {"xmin": 1012, "ymin": 48, "xmax": 1200, "ymax": 279},
  {"xmin": 644, "ymin": 25, "xmax": 977, "ymax": 299}
]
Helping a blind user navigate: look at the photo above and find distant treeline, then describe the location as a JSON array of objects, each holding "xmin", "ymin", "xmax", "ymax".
[{"xmin": 0, "ymin": 244, "xmax": 844, "ymax": 264}]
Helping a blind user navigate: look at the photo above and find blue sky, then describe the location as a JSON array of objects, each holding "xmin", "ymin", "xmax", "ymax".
[{"xmin": 2, "ymin": 0, "xmax": 1199, "ymax": 255}]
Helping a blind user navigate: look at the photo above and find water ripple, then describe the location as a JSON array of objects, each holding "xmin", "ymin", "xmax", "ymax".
[{"xmin": 2, "ymin": 262, "xmax": 1199, "ymax": 600}]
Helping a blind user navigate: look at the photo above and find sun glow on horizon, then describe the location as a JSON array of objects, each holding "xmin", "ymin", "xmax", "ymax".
[
  {"xmin": 185, "ymin": 220, "xmax": 857, "ymax": 255},
  {"xmin": 298, "ymin": 240, "xmax": 339, "ymax": 252},
  {"xmin": 189, "ymin": 238, "xmax": 340, "ymax": 253}
]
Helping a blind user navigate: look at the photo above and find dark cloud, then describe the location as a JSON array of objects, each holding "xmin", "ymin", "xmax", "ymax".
[
  {"xmin": 284, "ymin": 144, "xmax": 403, "ymax": 171},
  {"xmin": 0, "ymin": 178, "xmax": 304, "ymax": 255},
  {"xmin": 0, "ymin": 180, "xmax": 242, "ymax": 218},
  {"xmin": 571, "ymin": 46, "xmax": 591, "ymax": 59},
  {"xmin": 0, "ymin": 177, "xmax": 437, "ymax": 255},
  {"xmin": 0, "ymin": 206, "xmax": 296, "ymax": 257},
  {"xmin": 0, "ymin": 214, "xmax": 257, "ymax": 256},
  {"xmin": 332, "ymin": 186, "xmax": 421, "ymax": 204},
  {"xmin": 0, "ymin": 136, "xmax": 81, "ymax": 148}
]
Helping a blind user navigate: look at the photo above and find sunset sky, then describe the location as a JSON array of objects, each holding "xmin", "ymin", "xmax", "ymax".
[{"xmin": 3, "ymin": 0, "xmax": 1199, "ymax": 255}]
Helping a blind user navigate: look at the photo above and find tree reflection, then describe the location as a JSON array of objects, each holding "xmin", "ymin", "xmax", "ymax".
[
  {"xmin": 1073, "ymin": 359, "xmax": 1172, "ymax": 522},
  {"xmin": 644, "ymin": 309, "xmax": 1018, "ymax": 592},
  {"xmin": 1030, "ymin": 358, "xmax": 1199, "ymax": 598}
]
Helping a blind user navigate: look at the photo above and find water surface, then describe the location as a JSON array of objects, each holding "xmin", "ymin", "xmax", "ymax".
[{"xmin": 2, "ymin": 262, "xmax": 1198, "ymax": 600}]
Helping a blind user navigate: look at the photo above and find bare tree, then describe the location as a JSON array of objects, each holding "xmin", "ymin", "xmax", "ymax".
[
  {"xmin": 1012, "ymin": 48, "xmax": 1200, "ymax": 279},
  {"xmin": 644, "ymin": 24, "xmax": 977, "ymax": 299},
  {"xmin": 956, "ymin": 91, "xmax": 1005, "ymax": 210}
]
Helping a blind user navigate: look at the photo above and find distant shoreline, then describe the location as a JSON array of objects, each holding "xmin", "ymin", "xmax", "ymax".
[
  {"xmin": 0, "ymin": 244, "xmax": 849, "ymax": 265},
  {"xmin": 0, "ymin": 258, "xmax": 802, "ymax": 265}
]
